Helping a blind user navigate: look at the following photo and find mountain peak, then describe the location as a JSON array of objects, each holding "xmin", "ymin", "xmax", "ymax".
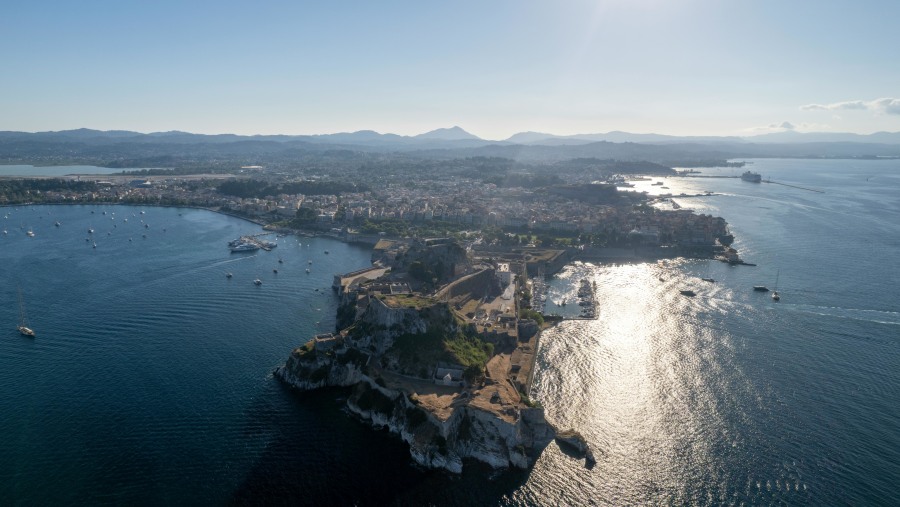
[{"xmin": 414, "ymin": 126, "xmax": 481, "ymax": 141}]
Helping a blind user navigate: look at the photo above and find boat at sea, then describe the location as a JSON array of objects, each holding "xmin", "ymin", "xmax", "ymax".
[
  {"xmin": 741, "ymin": 171, "xmax": 762, "ymax": 183},
  {"xmin": 701, "ymin": 278, "xmax": 716, "ymax": 283},
  {"xmin": 679, "ymin": 290, "xmax": 696, "ymax": 297},
  {"xmin": 753, "ymin": 286, "xmax": 769, "ymax": 292},
  {"xmin": 253, "ymin": 279, "xmax": 262, "ymax": 285},
  {"xmin": 772, "ymin": 269, "xmax": 781, "ymax": 301},
  {"xmin": 26, "ymin": 229, "xmax": 35, "ymax": 237},
  {"xmin": 17, "ymin": 288, "xmax": 35, "ymax": 338}
]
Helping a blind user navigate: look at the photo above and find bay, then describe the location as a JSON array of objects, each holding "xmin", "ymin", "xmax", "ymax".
[{"xmin": 0, "ymin": 205, "xmax": 424, "ymax": 505}]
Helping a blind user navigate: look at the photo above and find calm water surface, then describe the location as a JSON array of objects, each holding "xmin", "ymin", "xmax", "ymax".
[
  {"xmin": 0, "ymin": 165, "xmax": 133, "ymax": 177},
  {"xmin": 2, "ymin": 158, "xmax": 899, "ymax": 505}
]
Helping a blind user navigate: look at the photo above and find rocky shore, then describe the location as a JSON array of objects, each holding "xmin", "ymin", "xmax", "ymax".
[{"xmin": 275, "ymin": 341, "xmax": 556, "ymax": 473}]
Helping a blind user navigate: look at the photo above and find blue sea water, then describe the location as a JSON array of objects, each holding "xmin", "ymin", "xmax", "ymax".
[
  {"xmin": 2, "ymin": 158, "xmax": 899, "ymax": 505},
  {"xmin": 0, "ymin": 206, "xmax": 425, "ymax": 505}
]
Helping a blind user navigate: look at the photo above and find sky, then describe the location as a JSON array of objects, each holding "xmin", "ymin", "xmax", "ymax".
[{"xmin": 2, "ymin": 0, "xmax": 899, "ymax": 139}]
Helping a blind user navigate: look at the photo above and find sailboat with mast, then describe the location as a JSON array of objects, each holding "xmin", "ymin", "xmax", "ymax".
[{"xmin": 17, "ymin": 288, "xmax": 35, "ymax": 337}]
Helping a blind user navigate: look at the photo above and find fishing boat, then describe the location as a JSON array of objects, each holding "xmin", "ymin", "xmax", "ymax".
[
  {"xmin": 17, "ymin": 288, "xmax": 35, "ymax": 337},
  {"xmin": 679, "ymin": 290, "xmax": 696, "ymax": 297},
  {"xmin": 253, "ymin": 279, "xmax": 263, "ymax": 286}
]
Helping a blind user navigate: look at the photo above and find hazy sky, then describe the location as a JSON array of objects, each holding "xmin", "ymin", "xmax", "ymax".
[{"xmin": 2, "ymin": 0, "xmax": 898, "ymax": 139}]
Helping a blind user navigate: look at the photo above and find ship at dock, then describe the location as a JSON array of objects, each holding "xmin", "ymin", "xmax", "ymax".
[
  {"xmin": 228, "ymin": 235, "xmax": 278, "ymax": 252},
  {"xmin": 741, "ymin": 171, "xmax": 762, "ymax": 183}
]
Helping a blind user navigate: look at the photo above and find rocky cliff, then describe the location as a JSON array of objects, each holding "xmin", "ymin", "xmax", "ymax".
[
  {"xmin": 275, "ymin": 349, "xmax": 555, "ymax": 473},
  {"xmin": 274, "ymin": 294, "xmax": 557, "ymax": 473}
]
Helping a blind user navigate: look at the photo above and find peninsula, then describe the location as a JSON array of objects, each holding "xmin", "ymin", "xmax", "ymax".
[{"xmin": 275, "ymin": 238, "xmax": 573, "ymax": 472}]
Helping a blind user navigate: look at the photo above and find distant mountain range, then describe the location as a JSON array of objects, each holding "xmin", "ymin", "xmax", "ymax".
[
  {"xmin": 4, "ymin": 126, "xmax": 900, "ymax": 146},
  {"xmin": 2, "ymin": 127, "xmax": 899, "ymax": 168}
]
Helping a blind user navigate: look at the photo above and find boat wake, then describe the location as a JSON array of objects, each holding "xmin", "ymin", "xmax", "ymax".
[{"xmin": 787, "ymin": 304, "xmax": 900, "ymax": 326}]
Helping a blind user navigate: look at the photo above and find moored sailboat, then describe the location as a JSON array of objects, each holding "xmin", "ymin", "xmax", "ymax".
[{"xmin": 17, "ymin": 288, "xmax": 35, "ymax": 337}]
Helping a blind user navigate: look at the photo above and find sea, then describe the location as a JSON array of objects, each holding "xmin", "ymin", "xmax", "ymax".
[
  {"xmin": 1, "ymin": 158, "xmax": 899, "ymax": 505},
  {"xmin": 0, "ymin": 165, "xmax": 134, "ymax": 177}
]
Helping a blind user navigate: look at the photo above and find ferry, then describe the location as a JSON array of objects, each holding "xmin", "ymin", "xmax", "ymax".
[
  {"xmin": 231, "ymin": 243, "xmax": 260, "ymax": 253},
  {"xmin": 741, "ymin": 171, "xmax": 762, "ymax": 183}
]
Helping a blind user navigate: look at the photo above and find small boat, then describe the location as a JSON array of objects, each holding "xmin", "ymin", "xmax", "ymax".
[
  {"xmin": 679, "ymin": 290, "xmax": 696, "ymax": 297},
  {"xmin": 273, "ymin": 269, "xmax": 278, "ymax": 273},
  {"xmin": 753, "ymin": 286, "xmax": 769, "ymax": 292},
  {"xmin": 305, "ymin": 268, "xmax": 310, "ymax": 274},
  {"xmin": 701, "ymin": 278, "xmax": 716, "ymax": 283},
  {"xmin": 253, "ymin": 279, "xmax": 262, "ymax": 285},
  {"xmin": 226, "ymin": 272, "xmax": 233, "ymax": 278},
  {"xmin": 772, "ymin": 269, "xmax": 781, "ymax": 301},
  {"xmin": 17, "ymin": 288, "xmax": 35, "ymax": 337},
  {"xmin": 308, "ymin": 260, "xmax": 312, "ymax": 265},
  {"xmin": 26, "ymin": 229, "xmax": 35, "ymax": 237},
  {"xmin": 278, "ymin": 258, "xmax": 283, "ymax": 264},
  {"xmin": 55, "ymin": 221, "xmax": 60, "ymax": 227},
  {"xmin": 324, "ymin": 250, "xmax": 329, "ymax": 254},
  {"xmin": 88, "ymin": 228, "xmax": 94, "ymax": 234}
]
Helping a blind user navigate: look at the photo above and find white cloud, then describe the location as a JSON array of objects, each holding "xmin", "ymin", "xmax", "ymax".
[{"xmin": 801, "ymin": 97, "xmax": 900, "ymax": 115}]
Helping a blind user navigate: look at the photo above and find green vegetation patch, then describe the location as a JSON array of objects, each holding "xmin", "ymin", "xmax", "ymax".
[
  {"xmin": 293, "ymin": 340, "xmax": 317, "ymax": 361},
  {"xmin": 390, "ymin": 327, "xmax": 493, "ymax": 377},
  {"xmin": 519, "ymin": 309, "xmax": 544, "ymax": 326}
]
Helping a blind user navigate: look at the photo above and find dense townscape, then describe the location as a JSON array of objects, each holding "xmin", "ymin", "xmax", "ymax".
[{"xmin": 1, "ymin": 166, "xmax": 729, "ymax": 251}]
